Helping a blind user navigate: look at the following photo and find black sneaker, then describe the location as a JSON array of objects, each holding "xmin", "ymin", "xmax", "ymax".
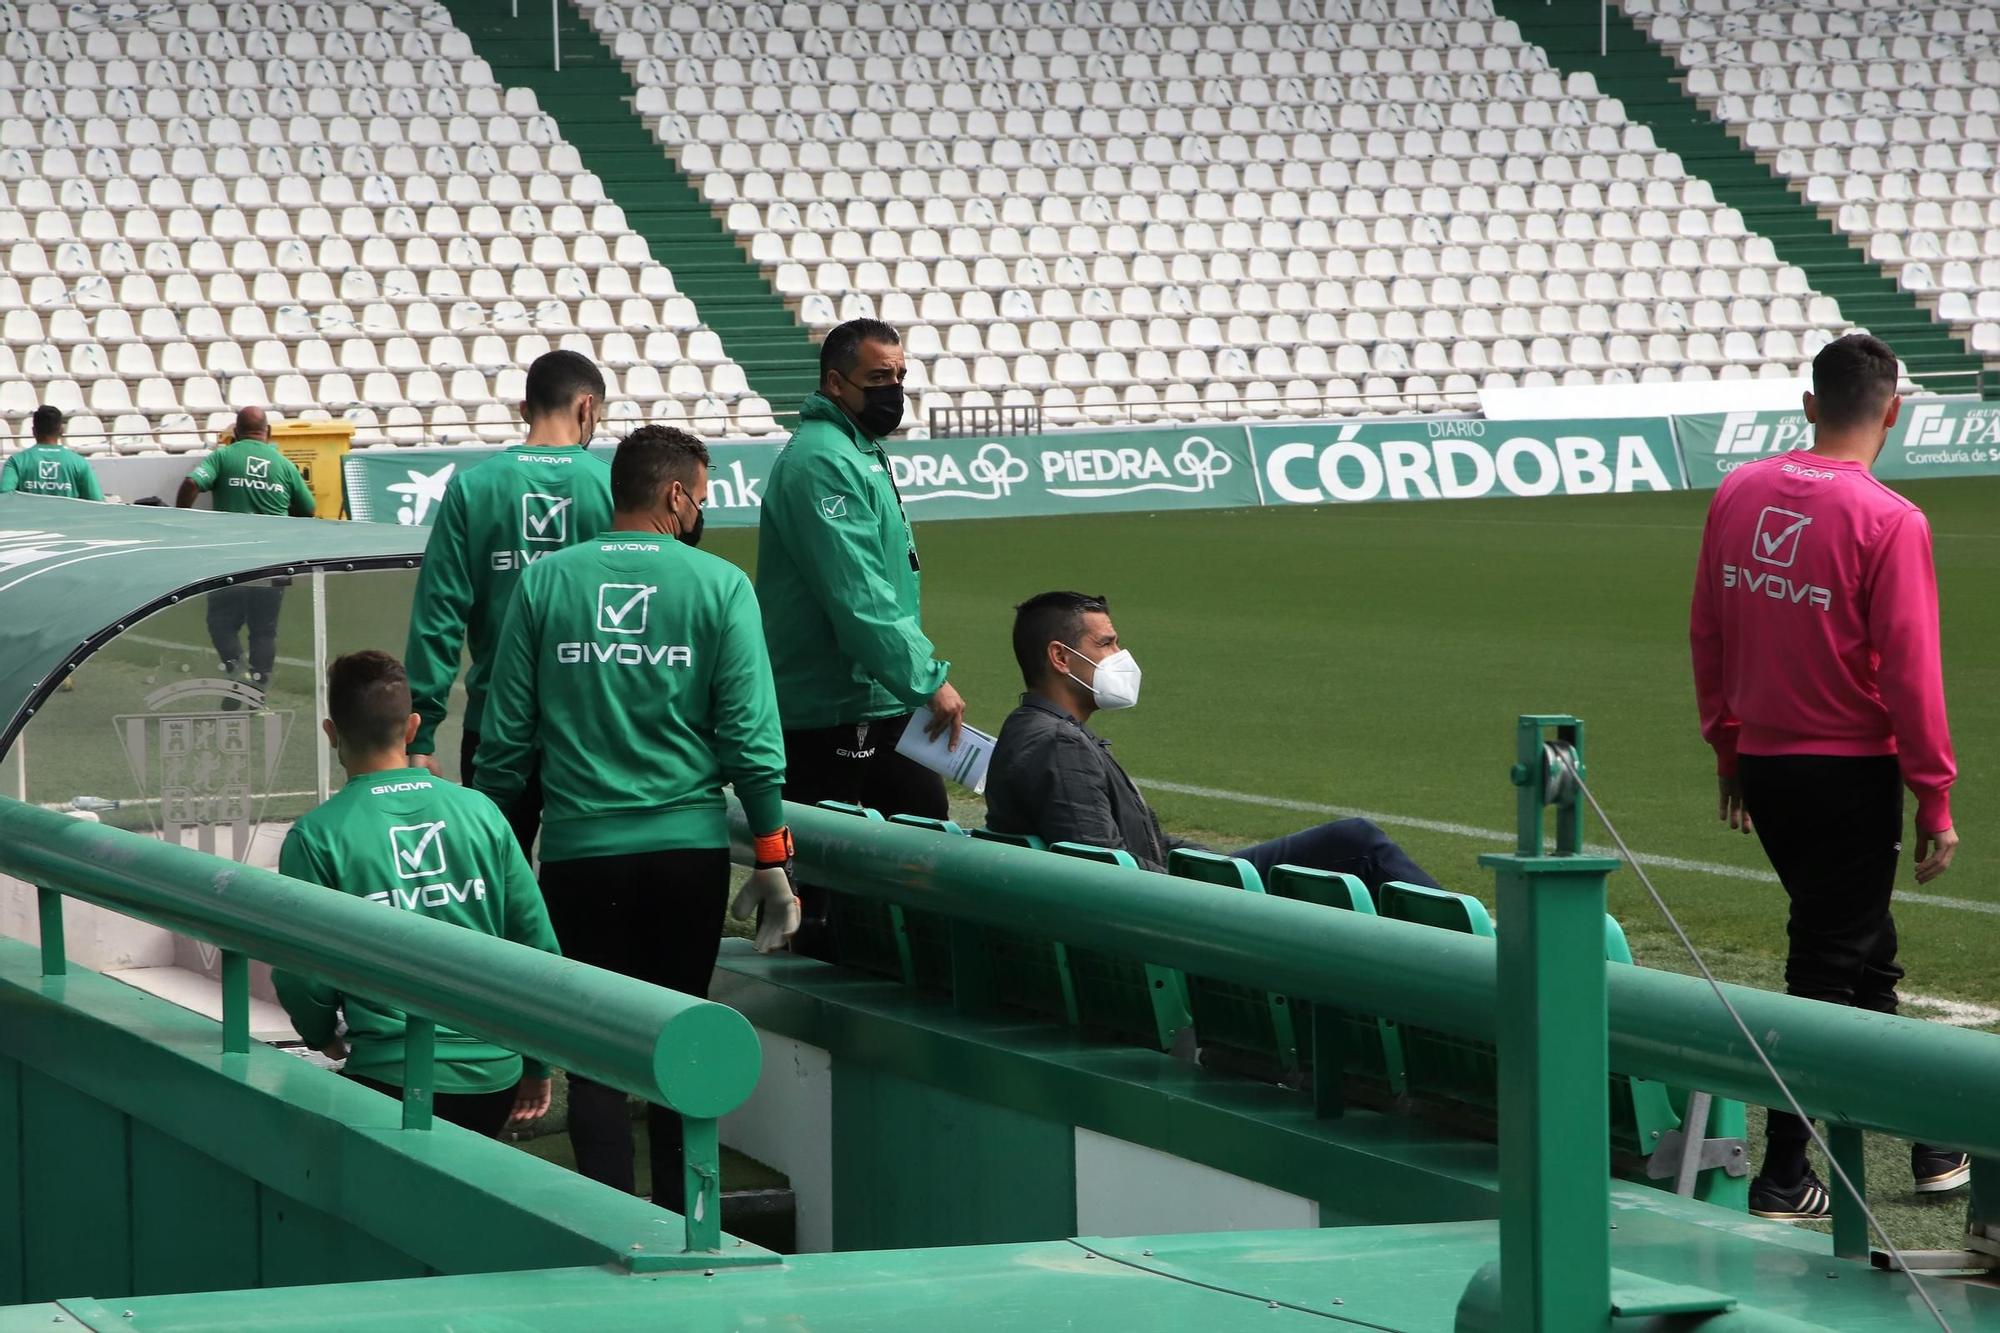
[
  {"xmin": 1749, "ymin": 1171, "xmax": 1833, "ymax": 1221},
  {"xmin": 1913, "ymin": 1146, "xmax": 1971, "ymax": 1194}
]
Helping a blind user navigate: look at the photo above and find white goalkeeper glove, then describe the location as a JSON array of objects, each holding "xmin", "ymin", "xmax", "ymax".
[{"xmin": 732, "ymin": 828, "xmax": 801, "ymax": 953}]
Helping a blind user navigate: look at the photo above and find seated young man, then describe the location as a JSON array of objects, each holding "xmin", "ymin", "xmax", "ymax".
[
  {"xmin": 985, "ymin": 592, "xmax": 1445, "ymax": 892},
  {"xmin": 273, "ymin": 650, "xmax": 561, "ymax": 1137}
]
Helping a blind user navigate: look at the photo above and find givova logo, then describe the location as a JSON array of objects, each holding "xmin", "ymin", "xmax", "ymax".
[
  {"xmin": 1262, "ymin": 423, "xmax": 1675, "ymax": 505},
  {"xmin": 389, "ymin": 820, "xmax": 448, "ymax": 880},
  {"xmin": 522, "ymin": 492, "xmax": 571, "ymax": 544},
  {"xmin": 596, "ymin": 582, "xmax": 655, "ymax": 635},
  {"xmin": 38, "ymin": 458, "xmax": 58, "ymax": 480}
]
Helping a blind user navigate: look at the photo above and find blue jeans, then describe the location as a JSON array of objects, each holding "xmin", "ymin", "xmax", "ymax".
[{"xmin": 1233, "ymin": 818, "xmax": 1443, "ymax": 892}]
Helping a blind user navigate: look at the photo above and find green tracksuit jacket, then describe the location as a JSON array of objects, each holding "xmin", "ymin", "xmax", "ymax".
[
  {"xmin": 186, "ymin": 440, "xmax": 316, "ymax": 517},
  {"xmin": 756, "ymin": 393, "xmax": 950, "ymax": 730},
  {"xmin": 0, "ymin": 444, "xmax": 103, "ymax": 499},
  {"xmin": 273, "ymin": 767, "xmax": 560, "ymax": 1094},
  {"xmin": 403, "ymin": 445, "xmax": 614, "ymax": 757},
  {"xmin": 474, "ymin": 533, "xmax": 787, "ymax": 860}
]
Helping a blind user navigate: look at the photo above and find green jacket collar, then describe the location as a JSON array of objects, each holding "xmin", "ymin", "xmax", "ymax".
[{"xmin": 800, "ymin": 392, "xmax": 881, "ymax": 450}]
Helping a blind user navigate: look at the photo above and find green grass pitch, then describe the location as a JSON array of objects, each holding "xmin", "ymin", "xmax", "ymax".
[{"xmin": 10, "ymin": 475, "xmax": 1995, "ymax": 1247}]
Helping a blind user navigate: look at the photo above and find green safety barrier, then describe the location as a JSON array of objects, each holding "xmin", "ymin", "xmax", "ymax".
[
  {"xmin": 0, "ymin": 797, "xmax": 762, "ymax": 1255},
  {"xmin": 725, "ymin": 791, "xmax": 2000, "ymax": 1162}
]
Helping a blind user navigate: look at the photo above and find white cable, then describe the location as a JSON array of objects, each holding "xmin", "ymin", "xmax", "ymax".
[{"xmin": 1564, "ymin": 764, "xmax": 1955, "ymax": 1333}]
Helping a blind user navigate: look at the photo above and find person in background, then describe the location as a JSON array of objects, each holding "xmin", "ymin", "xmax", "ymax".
[
  {"xmin": 176, "ymin": 406, "xmax": 316, "ymax": 702},
  {"xmin": 986, "ymin": 592, "xmax": 1445, "ymax": 892},
  {"xmin": 754, "ymin": 319, "xmax": 965, "ymax": 958},
  {"xmin": 475, "ymin": 425, "xmax": 798, "ymax": 1210},
  {"xmin": 403, "ymin": 349, "xmax": 615, "ymax": 855},
  {"xmin": 0, "ymin": 406, "xmax": 103, "ymax": 499},
  {"xmin": 273, "ymin": 651, "xmax": 559, "ymax": 1138},
  {"xmin": 1691, "ymin": 332, "xmax": 1964, "ymax": 1220}
]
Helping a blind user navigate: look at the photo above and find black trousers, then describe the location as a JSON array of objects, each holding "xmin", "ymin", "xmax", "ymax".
[
  {"xmin": 781, "ymin": 714, "xmax": 947, "ymax": 961},
  {"xmin": 538, "ymin": 848, "xmax": 729, "ymax": 1211},
  {"xmin": 1739, "ymin": 753, "xmax": 1905, "ymax": 1181},
  {"xmin": 205, "ymin": 583, "xmax": 285, "ymax": 683},
  {"xmin": 1235, "ymin": 818, "xmax": 1444, "ymax": 893},
  {"xmin": 462, "ymin": 728, "xmax": 543, "ymax": 861},
  {"xmin": 349, "ymin": 1073, "xmax": 516, "ymax": 1139}
]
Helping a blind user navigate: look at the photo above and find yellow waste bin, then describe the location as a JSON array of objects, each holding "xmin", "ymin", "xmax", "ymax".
[{"xmin": 269, "ymin": 420, "xmax": 355, "ymax": 521}]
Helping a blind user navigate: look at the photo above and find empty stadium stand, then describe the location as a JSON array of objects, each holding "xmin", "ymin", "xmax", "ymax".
[
  {"xmin": 577, "ymin": 0, "xmax": 1893, "ymax": 427},
  {"xmin": 0, "ymin": 0, "xmax": 1991, "ymax": 460},
  {"xmin": 0, "ymin": 0, "xmax": 778, "ymax": 457},
  {"xmin": 1520, "ymin": 0, "xmax": 1993, "ymax": 389}
]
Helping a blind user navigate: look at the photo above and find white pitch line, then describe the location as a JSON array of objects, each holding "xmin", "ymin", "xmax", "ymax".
[
  {"xmin": 1134, "ymin": 777, "xmax": 2000, "ymax": 918},
  {"xmin": 117, "ymin": 632, "xmax": 318, "ymax": 671}
]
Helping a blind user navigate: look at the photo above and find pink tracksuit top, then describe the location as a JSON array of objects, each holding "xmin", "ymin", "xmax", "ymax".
[{"xmin": 1690, "ymin": 450, "xmax": 1955, "ymax": 833}]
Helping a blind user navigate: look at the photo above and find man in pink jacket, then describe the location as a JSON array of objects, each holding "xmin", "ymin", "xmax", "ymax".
[{"xmin": 1691, "ymin": 332, "xmax": 1964, "ymax": 1221}]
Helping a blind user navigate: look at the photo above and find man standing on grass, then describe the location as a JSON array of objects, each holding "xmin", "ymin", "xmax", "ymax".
[
  {"xmin": 273, "ymin": 651, "xmax": 558, "ymax": 1138},
  {"xmin": 474, "ymin": 425, "xmax": 798, "ymax": 1211},
  {"xmin": 1, "ymin": 406, "xmax": 102, "ymax": 499},
  {"xmin": 756, "ymin": 319, "xmax": 966, "ymax": 959},
  {"xmin": 1691, "ymin": 332, "xmax": 1963, "ymax": 1220},
  {"xmin": 176, "ymin": 406, "xmax": 316, "ymax": 705},
  {"xmin": 403, "ymin": 350, "xmax": 614, "ymax": 854}
]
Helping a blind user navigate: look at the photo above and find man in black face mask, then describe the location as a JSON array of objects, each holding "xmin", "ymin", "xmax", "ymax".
[{"xmin": 757, "ymin": 319, "xmax": 968, "ymax": 960}]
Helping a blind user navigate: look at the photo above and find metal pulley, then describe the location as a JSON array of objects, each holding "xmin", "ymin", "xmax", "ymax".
[{"xmin": 1541, "ymin": 741, "xmax": 1582, "ymax": 809}]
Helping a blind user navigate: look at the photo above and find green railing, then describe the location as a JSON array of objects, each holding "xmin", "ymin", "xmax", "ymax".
[
  {"xmin": 729, "ymin": 795, "xmax": 2000, "ymax": 1158},
  {"xmin": 0, "ymin": 797, "xmax": 761, "ymax": 1255}
]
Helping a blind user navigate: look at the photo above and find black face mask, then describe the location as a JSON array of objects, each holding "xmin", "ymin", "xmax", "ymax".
[
  {"xmin": 676, "ymin": 492, "xmax": 705, "ymax": 548},
  {"xmin": 841, "ymin": 376, "xmax": 905, "ymax": 438}
]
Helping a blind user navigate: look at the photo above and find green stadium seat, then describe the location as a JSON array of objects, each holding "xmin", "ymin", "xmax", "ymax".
[
  {"xmin": 1049, "ymin": 842, "xmax": 1192, "ymax": 1052},
  {"xmin": 1165, "ymin": 849, "xmax": 1299, "ymax": 1075},
  {"xmin": 968, "ymin": 830, "xmax": 1079, "ymax": 1025},
  {"xmin": 814, "ymin": 801, "xmax": 912, "ymax": 984},
  {"xmin": 1264, "ymin": 866, "xmax": 1408, "ymax": 1109},
  {"xmin": 1603, "ymin": 914, "xmax": 1684, "ymax": 1160},
  {"xmin": 885, "ymin": 814, "xmax": 963, "ymax": 995},
  {"xmin": 1376, "ymin": 882, "xmax": 1499, "ymax": 1116}
]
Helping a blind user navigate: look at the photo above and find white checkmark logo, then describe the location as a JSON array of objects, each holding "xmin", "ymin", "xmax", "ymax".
[
  {"xmin": 522, "ymin": 493, "xmax": 570, "ymax": 543},
  {"xmin": 389, "ymin": 821, "xmax": 447, "ymax": 879},
  {"xmin": 246, "ymin": 456, "xmax": 269, "ymax": 478},
  {"xmin": 1751, "ymin": 507, "xmax": 1811, "ymax": 567},
  {"xmin": 38, "ymin": 460, "xmax": 57, "ymax": 479},
  {"xmin": 596, "ymin": 582, "xmax": 656, "ymax": 635}
]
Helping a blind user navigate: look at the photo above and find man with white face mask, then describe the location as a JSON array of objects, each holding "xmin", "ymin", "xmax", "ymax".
[{"xmin": 985, "ymin": 592, "xmax": 1443, "ymax": 891}]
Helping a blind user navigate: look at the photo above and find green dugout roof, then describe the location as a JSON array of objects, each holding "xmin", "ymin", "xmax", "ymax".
[{"xmin": 0, "ymin": 495, "xmax": 426, "ymax": 755}]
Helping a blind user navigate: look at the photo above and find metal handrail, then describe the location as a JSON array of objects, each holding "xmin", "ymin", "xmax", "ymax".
[
  {"xmin": 728, "ymin": 797, "xmax": 2000, "ymax": 1162},
  {"xmin": 1, "ymin": 795, "xmax": 761, "ymax": 1253}
]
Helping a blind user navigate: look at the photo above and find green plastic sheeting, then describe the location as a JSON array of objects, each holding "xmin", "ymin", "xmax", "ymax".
[{"xmin": 0, "ymin": 495, "xmax": 426, "ymax": 755}]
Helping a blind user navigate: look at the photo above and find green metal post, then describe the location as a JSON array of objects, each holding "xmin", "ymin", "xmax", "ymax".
[
  {"xmin": 402, "ymin": 1016, "xmax": 436, "ymax": 1131},
  {"xmin": 220, "ymin": 950, "xmax": 249, "ymax": 1055},
  {"xmin": 36, "ymin": 883, "xmax": 65, "ymax": 976},
  {"xmin": 1827, "ymin": 1124, "xmax": 1869, "ymax": 1260},
  {"xmin": 682, "ymin": 1116, "xmax": 723, "ymax": 1253},
  {"xmin": 1472, "ymin": 716, "xmax": 1618, "ymax": 1331}
]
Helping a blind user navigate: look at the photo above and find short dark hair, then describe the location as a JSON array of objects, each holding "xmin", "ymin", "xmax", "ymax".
[
  {"xmin": 1012, "ymin": 591, "xmax": 1110, "ymax": 687},
  {"xmin": 612, "ymin": 424, "xmax": 710, "ymax": 512},
  {"xmin": 1811, "ymin": 333, "xmax": 1900, "ymax": 431},
  {"xmin": 31, "ymin": 405, "xmax": 63, "ymax": 441},
  {"xmin": 819, "ymin": 318, "xmax": 900, "ymax": 382},
  {"xmin": 523, "ymin": 349, "xmax": 606, "ymax": 420},
  {"xmin": 326, "ymin": 650, "xmax": 412, "ymax": 754}
]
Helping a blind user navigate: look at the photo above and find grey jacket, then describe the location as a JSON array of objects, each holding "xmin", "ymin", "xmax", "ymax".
[{"xmin": 984, "ymin": 693, "xmax": 1178, "ymax": 872}]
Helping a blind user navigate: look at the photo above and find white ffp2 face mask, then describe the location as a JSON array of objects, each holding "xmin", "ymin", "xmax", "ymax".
[{"xmin": 1059, "ymin": 643, "xmax": 1142, "ymax": 710}]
